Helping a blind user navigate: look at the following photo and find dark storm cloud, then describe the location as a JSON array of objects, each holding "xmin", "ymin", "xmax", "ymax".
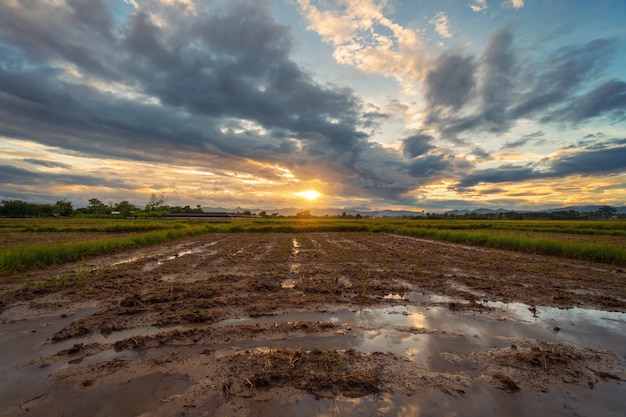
[
  {"xmin": 458, "ymin": 164, "xmax": 537, "ymax": 188},
  {"xmin": 428, "ymin": 28, "xmax": 516, "ymax": 139},
  {"xmin": 549, "ymin": 140, "xmax": 626, "ymax": 176},
  {"xmin": 67, "ymin": 0, "xmax": 114, "ymax": 37},
  {"xmin": 23, "ymin": 159, "xmax": 72, "ymax": 169},
  {"xmin": 425, "ymin": 53, "xmax": 476, "ymax": 110},
  {"xmin": 402, "ymin": 134, "xmax": 435, "ymax": 158},
  {"xmin": 541, "ymin": 79, "xmax": 626, "ymax": 124},
  {"xmin": 510, "ymin": 38, "xmax": 617, "ymax": 120},
  {"xmin": 0, "ymin": 165, "xmax": 131, "ymax": 188},
  {"xmin": 501, "ymin": 131, "xmax": 544, "ymax": 150},
  {"xmin": 423, "ymin": 29, "xmax": 624, "ymax": 141},
  {"xmin": 476, "ymin": 27, "xmax": 515, "ymax": 132},
  {"xmin": 0, "ymin": 0, "xmax": 421, "ymax": 200},
  {"xmin": 408, "ymin": 154, "xmax": 455, "ymax": 178},
  {"xmin": 0, "ymin": 0, "xmax": 116, "ymax": 78},
  {"xmin": 459, "ymin": 139, "xmax": 626, "ymax": 187},
  {"xmin": 116, "ymin": 1, "xmax": 364, "ymax": 147}
]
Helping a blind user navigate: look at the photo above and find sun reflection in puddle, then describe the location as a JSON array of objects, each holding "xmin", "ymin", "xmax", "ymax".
[
  {"xmin": 211, "ymin": 302, "xmax": 626, "ymax": 356},
  {"xmin": 281, "ymin": 279, "xmax": 297, "ymax": 289}
]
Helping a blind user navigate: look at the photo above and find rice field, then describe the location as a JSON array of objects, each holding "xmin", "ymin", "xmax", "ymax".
[{"xmin": 1, "ymin": 217, "xmax": 625, "ymax": 276}]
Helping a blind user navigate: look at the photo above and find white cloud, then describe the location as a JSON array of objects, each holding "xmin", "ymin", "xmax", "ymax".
[
  {"xmin": 504, "ymin": 0, "xmax": 524, "ymax": 9},
  {"xmin": 469, "ymin": 0, "xmax": 488, "ymax": 12},
  {"xmin": 429, "ymin": 12, "xmax": 453, "ymax": 39},
  {"xmin": 296, "ymin": 0, "xmax": 432, "ymax": 88}
]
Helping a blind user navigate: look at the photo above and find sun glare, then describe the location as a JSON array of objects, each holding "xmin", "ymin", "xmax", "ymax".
[{"xmin": 295, "ymin": 189, "xmax": 321, "ymax": 201}]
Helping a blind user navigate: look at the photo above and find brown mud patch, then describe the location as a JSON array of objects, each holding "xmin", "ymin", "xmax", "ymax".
[{"xmin": 1, "ymin": 232, "xmax": 625, "ymax": 416}]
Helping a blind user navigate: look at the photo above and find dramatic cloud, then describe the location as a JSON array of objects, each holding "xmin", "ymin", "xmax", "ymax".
[
  {"xmin": 402, "ymin": 134, "xmax": 435, "ymax": 158},
  {"xmin": 0, "ymin": 0, "xmax": 423, "ymax": 202},
  {"xmin": 296, "ymin": 0, "xmax": 431, "ymax": 86},
  {"xmin": 510, "ymin": 38, "xmax": 617, "ymax": 120},
  {"xmin": 23, "ymin": 159, "xmax": 72, "ymax": 169},
  {"xmin": 0, "ymin": 0, "xmax": 624, "ymax": 211},
  {"xmin": 0, "ymin": 164, "xmax": 131, "ymax": 189},
  {"xmin": 420, "ymin": 29, "xmax": 624, "ymax": 145},
  {"xmin": 459, "ymin": 139, "xmax": 626, "ymax": 187},
  {"xmin": 425, "ymin": 53, "xmax": 476, "ymax": 111},
  {"xmin": 541, "ymin": 80, "xmax": 626, "ymax": 124},
  {"xmin": 501, "ymin": 131, "xmax": 545, "ymax": 150}
]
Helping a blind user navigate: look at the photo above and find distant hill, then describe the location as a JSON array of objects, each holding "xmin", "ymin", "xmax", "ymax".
[
  {"xmin": 446, "ymin": 206, "xmax": 626, "ymax": 216},
  {"xmin": 201, "ymin": 206, "xmax": 426, "ymax": 217},
  {"xmin": 541, "ymin": 205, "xmax": 626, "ymax": 214},
  {"xmin": 445, "ymin": 208, "xmax": 514, "ymax": 216},
  {"xmin": 201, "ymin": 205, "xmax": 625, "ymax": 217}
]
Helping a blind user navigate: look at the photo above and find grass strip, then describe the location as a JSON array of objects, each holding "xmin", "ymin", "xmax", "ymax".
[
  {"xmin": 0, "ymin": 224, "xmax": 210, "ymax": 275},
  {"xmin": 387, "ymin": 227, "xmax": 626, "ymax": 265},
  {"xmin": 22, "ymin": 222, "xmax": 185, "ymax": 233}
]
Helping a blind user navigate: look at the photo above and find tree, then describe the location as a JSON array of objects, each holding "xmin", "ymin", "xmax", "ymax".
[
  {"xmin": 114, "ymin": 200, "xmax": 136, "ymax": 217},
  {"xmin": 147, "ymin": 193, "xmax": 167, "ymax": 211},
  {"xmin": 88, "ymin": 198, "xmax": 108, "ymax": 215},
  {"xmin": 1, "ymin": 200, "xmax": 28, "ymax": 217},
  {"xmin": 596, "ymin": 206, "xmax": 617, "ymax": 218},
  {"xmin": 54, "ymin": 199, "xmax": 73, "ymax": 217}
]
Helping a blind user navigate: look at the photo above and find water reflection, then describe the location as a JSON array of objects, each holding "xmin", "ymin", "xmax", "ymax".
[
  {"xmin": 256, "ymin": 381, "xmax": 626, "ymax": 417},
  {"xmin": 3, "ymin": 298, "xmax": 625, "ymax": 416},
  {"xmin": 211, "ymin": 302, "xmax": 626, "ymax": 356}
]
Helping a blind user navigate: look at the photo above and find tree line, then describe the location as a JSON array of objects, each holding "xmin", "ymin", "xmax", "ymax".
[
  {"xmin": 0, "ymin": 197, "xmax": 621, "ymax": 220},
  {"xmin": 0, "ymin": 193, "xmax": 202, "ymax": 218}
]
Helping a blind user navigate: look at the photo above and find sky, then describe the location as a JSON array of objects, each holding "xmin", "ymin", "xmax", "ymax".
[{"xmin": 0, "ymin": 0, "xmax": 625, "ymax": 212}]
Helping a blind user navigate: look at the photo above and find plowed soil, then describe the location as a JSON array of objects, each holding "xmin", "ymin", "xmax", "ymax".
[{"xmin": 1, "ymin": 232, "xmax": 625, "ymax": 416}]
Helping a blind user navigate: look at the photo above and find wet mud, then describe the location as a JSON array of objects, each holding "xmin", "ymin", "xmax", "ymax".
[{"xmin": 1, "ymin": 232, "xmax": 625, "ymax": 416}]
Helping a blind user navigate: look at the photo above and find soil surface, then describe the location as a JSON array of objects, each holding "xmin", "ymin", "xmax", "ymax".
[{"xmin": 1, "ymin": 232, "xmax": 625, "ymax": 416}]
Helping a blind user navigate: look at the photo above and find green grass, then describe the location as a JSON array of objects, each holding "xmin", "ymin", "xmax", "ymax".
[
  {"xmin": 0, "ymin": 223, "xmax": 211, "ymax": 274},
  {"xmin": 386, "ymin": 226, "xmax": 625, "ymax": 265}
]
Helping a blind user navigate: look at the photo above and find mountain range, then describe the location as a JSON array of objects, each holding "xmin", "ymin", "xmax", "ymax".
[{"xmin": 200, "ymin": 205, "xmax": 626, "ymax": 217}]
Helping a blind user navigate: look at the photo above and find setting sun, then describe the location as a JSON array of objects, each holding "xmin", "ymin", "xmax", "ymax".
[{"xmin": 295, "ymin": 189, "xmax": 321, "ymax": 201}]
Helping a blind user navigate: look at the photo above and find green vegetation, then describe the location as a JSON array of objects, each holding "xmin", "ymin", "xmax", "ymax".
[
  {"xmin": 0, "ymin": 221, "xmax": 210, "ymax": 275},
  {"xmin": 1, "ymin": 218, "xmax": 625, "ymax": 276}
]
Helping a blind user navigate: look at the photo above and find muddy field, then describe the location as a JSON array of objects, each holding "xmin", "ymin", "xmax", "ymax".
[{"xmin": 1, "ymin": 232, "xmax": 625, "ymax": 416}]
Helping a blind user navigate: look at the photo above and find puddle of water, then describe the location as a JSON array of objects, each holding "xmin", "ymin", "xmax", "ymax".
[
  {"xmin": 3, "ymin": 297, "xmax": 625, "ymax": 416},
  {"xmin": 281, "ymin": 278, "xmax": 297, "ymax": 289},
  {"xmin": 257, "ymin": 381, "xmax": 626, "ymax": 417},
  {"xmin": 0, "ymin": 307, "xmax": 100, "ymax": 411},
  {"xmin": 405, "ymin": 293, "xmax": 461, "ymax": 303},
  {"xmin": 212, "ymin": 303, "xmax": 626, "ymax": 356},
  {"xmin": 157, "ymin": 250, "xmax": 193, "ymax": 265},
  {"xmin": 142, "ymin": 240, "xmax": 222, "ymax": 271},
  {"xmin": 383, "ymin": 292, "xmax": 463, "ymax": 304},
  {"xmin": 288, "ymin": 237, "xmax": 301, "ymax": 273},
  {"xmin": 110, "ymin": 256, "xmax": 142, "ymax": 267},
  {"xmin": 479, "ymin": 301, "xmax": 626, "ymax": 354},
  {"xmin": 18, "ymin": 372, "xmax": 192, "ymax": 417}
]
